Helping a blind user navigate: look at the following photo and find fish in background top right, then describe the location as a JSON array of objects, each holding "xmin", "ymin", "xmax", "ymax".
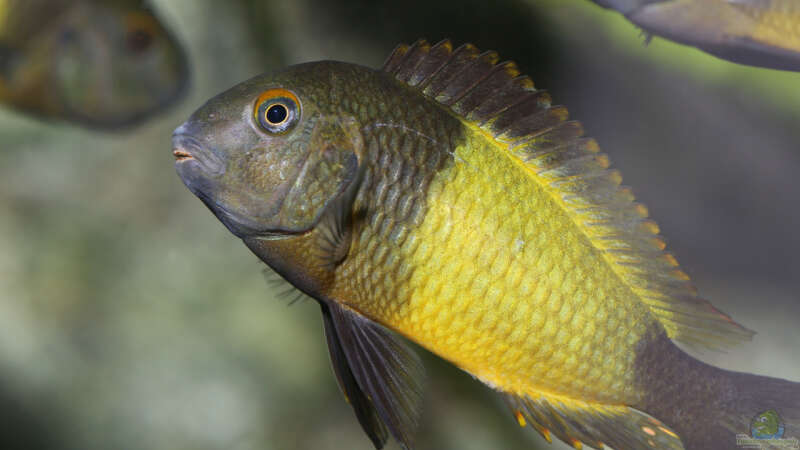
[{"xmin": 589, "ymin": 0, "xmax": 800, "ymax": 72}]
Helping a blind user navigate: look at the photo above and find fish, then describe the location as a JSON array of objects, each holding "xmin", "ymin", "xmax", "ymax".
[
  {"xmin": 589, "ymin": 0, "xmax": 800, "ymax": 72},
  {"xmin": 171, "ymin": 39, "xmax": 800, "ymax": 449},
  {"xmin": 0, "ymin": 0, "xmax": 188, "ymax": 129}
]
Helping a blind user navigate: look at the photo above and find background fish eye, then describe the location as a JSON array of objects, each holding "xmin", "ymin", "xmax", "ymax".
[
  {"xmin": 123, "ymin": 12, "xmax": 159, "ymax": 54},
  {"xmin": 125, "ymin": 28, "xmax": 153, "ymax": 54}
]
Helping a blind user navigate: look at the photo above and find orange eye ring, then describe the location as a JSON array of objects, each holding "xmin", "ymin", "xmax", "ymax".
[{"xmin": 254, "ymin": 88, "xmax": 300, "ymax": 134}]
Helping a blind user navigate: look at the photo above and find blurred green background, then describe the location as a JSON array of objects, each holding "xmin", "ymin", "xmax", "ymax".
[{"xmin": 1, "ymin": 0, "xmax": 798, "ymax": 449}]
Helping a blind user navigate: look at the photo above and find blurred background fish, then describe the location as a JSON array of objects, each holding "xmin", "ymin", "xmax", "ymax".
[
  {"xmin": 589, "ymin": 0, "xmax": 800, "ymax": 71},
  {"xmin": 0, "ymin": 0, "xmax": 189, "ymax": 129}
]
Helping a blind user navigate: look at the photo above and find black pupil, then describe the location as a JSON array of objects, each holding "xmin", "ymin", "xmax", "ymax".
[{"xmin": 266, "ymin": 104, "xmax": 288, "ymax": 124}]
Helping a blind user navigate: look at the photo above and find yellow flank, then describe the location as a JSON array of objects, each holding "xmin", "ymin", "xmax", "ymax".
[{"xmin": 335, "ymin": 123, "xmax": 662, "ymax": 406}]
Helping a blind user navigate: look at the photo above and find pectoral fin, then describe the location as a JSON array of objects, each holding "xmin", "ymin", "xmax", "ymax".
[
  {"xmin": 321, "ymin": 302, "xmax": 425, "ymax": 450},
  {"xmin": 314, "ymin": 150, "xmax": 365, "ymax": 270}
]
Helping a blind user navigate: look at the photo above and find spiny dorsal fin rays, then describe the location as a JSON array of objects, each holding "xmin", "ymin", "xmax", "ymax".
[{"xmin": 382, "ymin": 39, "xmax": 755, "ymax": 349}]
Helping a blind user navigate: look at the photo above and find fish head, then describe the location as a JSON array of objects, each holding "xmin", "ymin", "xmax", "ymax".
[
  {"xmin": 50, "ymin": 2, "xmax": 189, "ymax": 128},
  {"xmin": 173, "ymin": 63, "xmax": 366, "ymax": 240}
]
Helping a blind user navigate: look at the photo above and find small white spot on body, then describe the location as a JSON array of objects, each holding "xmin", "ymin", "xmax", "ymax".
[{"xmin": 514, "ymin": 238, "xmax": 525, "ymax": 252}]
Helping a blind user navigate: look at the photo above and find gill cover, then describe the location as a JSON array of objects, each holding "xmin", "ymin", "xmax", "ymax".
[{"xmin": 273, "ymin": 116, "xmax": 364, "ymax": 233}]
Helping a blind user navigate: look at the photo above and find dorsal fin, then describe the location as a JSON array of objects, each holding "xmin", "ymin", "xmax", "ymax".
[{"xmin": 382, "ymin": 39, "xmax": 754, "ymax": 349}]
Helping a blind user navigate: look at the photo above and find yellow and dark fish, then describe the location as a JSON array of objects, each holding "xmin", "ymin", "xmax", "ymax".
[
  {"xmin": 590, "ymin": 0, "xmax": 800, "ymax": 71},
  {"xmin": 172, "ymin": 40, "xmax": 799, "ymax": 449},
  {"xmin": 0, "ymin": 0, "xmax": 188, "ymax": 129}
]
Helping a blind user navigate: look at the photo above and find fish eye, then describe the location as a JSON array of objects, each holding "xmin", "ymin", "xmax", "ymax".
[
  {"xmin": 124, "ymin": 12, "xmax": 157, "ymax": 54},
  {"xmin": 254, "ymin": 89, "xmax": 300, "ymax": 134}
]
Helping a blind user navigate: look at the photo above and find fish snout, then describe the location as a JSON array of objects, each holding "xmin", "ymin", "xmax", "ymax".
[
  {"xmin": 171, "ymin": 125, "xmax": 225, "ymax": 177},
  {"xmin": 171, "ymin": 133, "xmax": 196, "ymax": 162}
]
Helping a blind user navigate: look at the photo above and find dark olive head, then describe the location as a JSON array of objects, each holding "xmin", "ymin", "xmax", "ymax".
[{"xmin": 172, "ymin": 62, "xmax": 368, "ymax": 239}]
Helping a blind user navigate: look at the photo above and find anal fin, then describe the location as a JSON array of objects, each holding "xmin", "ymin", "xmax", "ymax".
[
  {"xmin": 504, "ymin": 392, "xmax": 684, "ymax": 450},
  {"xmin": 321, "ymin": 302, "xmax": 425, "ymax": 450}
]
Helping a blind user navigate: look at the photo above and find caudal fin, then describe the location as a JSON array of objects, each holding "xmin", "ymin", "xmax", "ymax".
[{"xmin": 636, "ymin": 333, "xmax": 800, "ymax": 450}]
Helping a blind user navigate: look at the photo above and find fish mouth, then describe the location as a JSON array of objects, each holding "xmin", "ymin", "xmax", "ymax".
[
  {"xmin": 171, "ymin": 130, "xmax": 225, "ymax": 176},
  {"xmin": 173, "ymin": 148, "xmax": 194, "ymax": 161}
]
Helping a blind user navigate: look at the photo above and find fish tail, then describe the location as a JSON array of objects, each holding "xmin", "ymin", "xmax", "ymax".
[{"xmin": 636, "ymin": 332, "xmax": 800, "ymax": 450}]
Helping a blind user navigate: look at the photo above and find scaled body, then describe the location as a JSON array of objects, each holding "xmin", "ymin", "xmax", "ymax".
[
  {"xmin": 0, "ymin": 0, "xmax": 188, "ymax": 128},
  {"xmin": 333, "ymin": 121, "xmax": 654, "ymax": 404},
  {"xmin": 173, "ymin": 40, "xmax": 800, "ymax": 449}
]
